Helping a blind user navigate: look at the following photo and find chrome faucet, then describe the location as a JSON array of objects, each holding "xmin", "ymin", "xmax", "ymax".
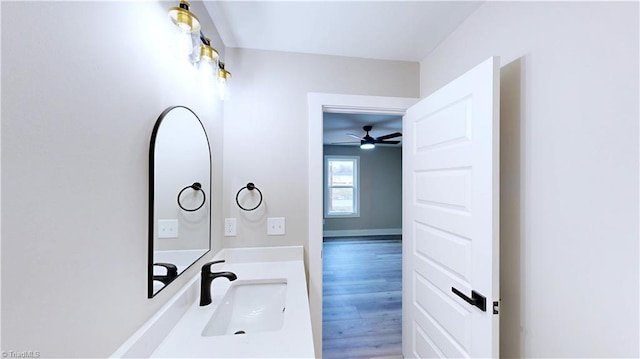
[{"xmin": 200, "ymin": 260, "xmax": 237, "ymax": 306}]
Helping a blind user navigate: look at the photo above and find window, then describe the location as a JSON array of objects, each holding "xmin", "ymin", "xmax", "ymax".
[{"xmin": 324, "ymin": 156, "xmax": 359, "ymax": 217}]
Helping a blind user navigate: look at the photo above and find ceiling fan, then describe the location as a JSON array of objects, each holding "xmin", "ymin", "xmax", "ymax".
[{"xmin": 345, "ymin": 125, "xmax": 402, "ymax": 149}]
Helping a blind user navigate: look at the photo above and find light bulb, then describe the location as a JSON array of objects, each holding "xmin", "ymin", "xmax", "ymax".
[
  {"xmin": 198, "ymin": 39, "xmax": 219, "ymax": 88},
  {"xmin": 217, "ymin": 76, "xmax": 228, "ymax": 101},
  {"xmin": 360, "ymin": 143, "xmax": 375, "ymax": 150},
  {"xmin": 176, "ymin": 29, "xmax": 193, "ymax": 57},
  {"xmin": 177, "ymin": 22, "xmax": 191, "ymax": 33},
  {"xmin": 198, "ymin": 58, "xmax": 215, "ymax": 85}
]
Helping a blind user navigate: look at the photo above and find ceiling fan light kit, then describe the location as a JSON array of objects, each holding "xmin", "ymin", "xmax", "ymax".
[{"xmin": 360, "ymin": 142, "xmax": 375, "ymax": 150}]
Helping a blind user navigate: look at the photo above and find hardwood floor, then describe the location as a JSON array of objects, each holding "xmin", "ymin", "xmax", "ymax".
[{"xmin": 322, "ymin": 237, "xmax": 403, "ymax": 359}]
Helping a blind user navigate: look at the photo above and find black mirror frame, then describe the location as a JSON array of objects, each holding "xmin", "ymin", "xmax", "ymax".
[{"xmin": 148, "ymin": 105, "xmax": 212, "ymax": 298}]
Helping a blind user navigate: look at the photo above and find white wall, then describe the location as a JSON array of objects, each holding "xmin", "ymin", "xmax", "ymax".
[
  {"xmin": 1, "ymin": 1, "xmax": 225, "ymax": 357},
  {"xmin": 221, "ymin": 48, "xmax": 418, "ymax": 254},
  {"xmin": 419, "ymin": 2, "xmax": 639, "ymax": 357}
]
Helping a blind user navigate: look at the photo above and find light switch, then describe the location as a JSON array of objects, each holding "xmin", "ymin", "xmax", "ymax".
[
  {"xmin": 267, "ymin": 217, "xmax": 285, "ymax": 235},
  {"xmin": 158, "ymin": 219, "xmax": 179, "ymax": 238}
]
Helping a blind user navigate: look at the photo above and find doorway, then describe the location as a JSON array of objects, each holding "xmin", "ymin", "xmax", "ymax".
[
  {"xmin": 310, "ymin": 57, "xmax": 500, "ymax": 359},
  {"xmin": 308, "ymin": 93, "xmax": 418, "ymax": 358},
  {"xmin": 322, "ymin": 110, "xmax": 404, "ymax": 357}
]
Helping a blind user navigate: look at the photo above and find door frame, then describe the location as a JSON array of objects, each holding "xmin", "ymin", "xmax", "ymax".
[{"xmin": 307, "ymin": 93, "xmax": 418, "ymax": 358}]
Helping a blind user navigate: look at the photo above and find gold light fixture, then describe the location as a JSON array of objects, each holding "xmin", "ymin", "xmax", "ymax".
[
  {"xmin": 199, "ymin": 37, "xmax": 219, "ymax": 63},
  {"xmin": 168, "ymin": 0, "xmax": 200, "ymax": 33},
  {"xmin": 217, "ymin": 62, "xmax": 232, "ymax": 82},
  {"xmin": 217, "ymin": 62, "xmax": 232, "ymax": 100},
  {"xmin": 166, "ymin": 1, "xmax": 232, "ymax": 99},
  {"xmin": 168, "ymin": 1, "xmax": 200, "ymax": 56},
  {"xmin": 197, "ymin": 37, "xmax": 219, "ymax": 83}
]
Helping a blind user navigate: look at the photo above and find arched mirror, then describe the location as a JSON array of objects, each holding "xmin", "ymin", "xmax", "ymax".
[{"xmin": 148, "ymin": 106, "xmax": 211, "ymax": 298}]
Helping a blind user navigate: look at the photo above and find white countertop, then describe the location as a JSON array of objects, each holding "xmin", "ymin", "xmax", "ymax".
[{"xmin": 151, "ymin": 257, "xmax": 315, "ymax": 358}]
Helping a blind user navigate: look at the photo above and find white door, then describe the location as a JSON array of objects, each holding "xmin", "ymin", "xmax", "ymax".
[{"xmin": 402, "ymin": 56, "xmax": 500, "ymax": 358}]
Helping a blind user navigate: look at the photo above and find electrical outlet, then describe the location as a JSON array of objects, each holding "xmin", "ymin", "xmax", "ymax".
[
  {"xmin": 224, "ymin": 218, "xmax": 236, "ymax": 236},
  {"xmin": 158, "ymin": 219, "xmax": 179, "ymax": 238},
  {"xmin": 267, "ymin": 217, "xmax": 285, "ymax": 235}
]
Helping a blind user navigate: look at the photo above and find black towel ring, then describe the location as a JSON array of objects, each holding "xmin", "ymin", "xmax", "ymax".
[
  {"xmin": 235, "ymin": 182, "xmax": 263, "ymax": 211},
  {"xmin": 177, "ymin": 182, "xmax": 206, "ymax": 212}
]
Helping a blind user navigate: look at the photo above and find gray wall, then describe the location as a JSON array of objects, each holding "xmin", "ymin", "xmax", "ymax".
[
  {"xmin": 323, "ymin": 145, "xmax": 402, "ymax": 236},
  {"xmin": 1, "ymin": 1, "xmax": 225, "ymax": 357},
  {"xmin": 420, "ymin": 1, "xmax": 639, "ymax": 357},
  {"xmin": 5, "ymin": 1, "xmax": 634, "ymax": 358},
  {"xmin": 221, "ymin": 48, "xmax": 419, "ymax": 252},
  {"xmin": 1, "ymin": 8, "xmax": 420, "ymax": 355}
]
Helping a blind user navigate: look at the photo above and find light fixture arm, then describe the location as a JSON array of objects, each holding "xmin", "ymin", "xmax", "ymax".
[{"xmin": 199, "ymin": 31, "xmax": 209, "ymax": 46}]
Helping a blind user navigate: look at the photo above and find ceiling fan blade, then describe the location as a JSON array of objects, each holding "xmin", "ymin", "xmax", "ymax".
[
  {"xmin": 330, "ymin": 141, "xmax": 360, "ymax": 145},
  {"xmin": 376, "ymin": 132, "xmax": 402, "ymax": 141},
  {"xmin": 346, "ymin": 133, "xmax": 362, "ymax": 140},
  {"xmin": 375, "ymin": 140, "xmax": 401, "ymax": 145}
]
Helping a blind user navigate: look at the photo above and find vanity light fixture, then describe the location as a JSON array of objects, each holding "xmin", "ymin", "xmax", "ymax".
[
  {"xmin": 218, "ymin": 62, "xmax": 231, "ymax": 83},
  {"xmin": 167, "ymin": 1, "xmax": 232, "ymax": 99},
  {"xmin": 168, "ymin": 0, "xmax": 201, "ymax": 33},
  {"xmin": 197, "ymin": 36, "xmax": 219, "ymax": 81},
  {"xmin": 199, "ymin": 36, "xmax": 219, "ymax": 63},
  {"xmin": 168, "ymin": 0, "xmax": 200, "ymax": 56},
  {"xmin": 217, "ymin": 62, "xmax": 232, "ymax": 100}
]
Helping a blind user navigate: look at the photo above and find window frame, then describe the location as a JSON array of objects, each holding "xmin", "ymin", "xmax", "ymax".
[{"xmin": 324, "ymin": 155, "xmax": 360, "ymax": 218}]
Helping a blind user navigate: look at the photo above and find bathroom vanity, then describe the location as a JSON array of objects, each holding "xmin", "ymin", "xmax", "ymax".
[{"xmin": 112, "ymin": 246, "xmax": 314, "ymax": 358}]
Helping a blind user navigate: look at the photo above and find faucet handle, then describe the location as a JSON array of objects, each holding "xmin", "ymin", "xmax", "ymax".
[
  {"xmin": 202, "ymin": 260, "xmax": 226, "ymax": 273},
  {"xmin": 154, "ymin": 262, "xmax": 178, "ymax": 277}
]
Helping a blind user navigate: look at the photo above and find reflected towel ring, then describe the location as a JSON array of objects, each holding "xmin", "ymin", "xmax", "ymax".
[
  {"xmin": 235, "ymin": 182, "xmax": 263, "ymax": 211},
  {"xmin": 177, "ymin": 182, "xmax": 206, "ymax": 212}
]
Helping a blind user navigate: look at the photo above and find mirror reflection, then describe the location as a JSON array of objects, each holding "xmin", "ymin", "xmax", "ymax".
[{"xmin": 148, "ymin": 106, "xmax": 211, "ymax": 297}]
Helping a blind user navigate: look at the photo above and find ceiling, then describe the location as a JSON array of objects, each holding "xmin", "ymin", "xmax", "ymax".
[
  {"xmin": 203, "ymin": 1, "xmax": 483, "ymax": 146},
  {"xmin": 323, "ymin": 112, "xmax": 403, "ymax": 147},
  {"xmin": 204, "ymin": 1, "xmax": 482, "ymax": 62}
]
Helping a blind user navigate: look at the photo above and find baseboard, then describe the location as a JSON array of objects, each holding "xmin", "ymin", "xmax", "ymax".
[{"xmin": 322, "ymin": 228, "xmax": 402, "ymax": 238}]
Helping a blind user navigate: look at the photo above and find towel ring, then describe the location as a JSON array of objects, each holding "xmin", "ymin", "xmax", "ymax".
[
  {"xmin": 177, "ymin": 182, "xmax": 206, "ymax": 212},
  {"xmin": 235, "ymin": 182, "xmax": 263, "ymax": 211}
]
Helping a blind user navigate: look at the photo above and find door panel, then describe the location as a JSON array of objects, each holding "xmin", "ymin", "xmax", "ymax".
[
  {"xmin": 414, "ymin": 320, "xmax": 467, "ymax": 358},
  {"xmin": 415, "ymin": 169, "xmax": 472, "ymax": 210},
  {"xmin": 403, "ymin": 57, "xmax": 500, "ymax": 358},
  {"xmin": 414, "ymin": 223, "xmax": 472, "ymax": 281},
  {"xmin": 414, "ymin": 97, "xmax": 471, "ymax": 149}
]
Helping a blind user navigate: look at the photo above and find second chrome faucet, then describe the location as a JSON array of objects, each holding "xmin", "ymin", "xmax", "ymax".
[{"xmin": 200, "ymin": 260, "xmax": 237, "ymax": 306}]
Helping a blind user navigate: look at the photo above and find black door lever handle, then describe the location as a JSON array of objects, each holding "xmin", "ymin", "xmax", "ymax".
[{"xmin": 451, "ymin": 287, "xmax": 487, "ymax": 312}]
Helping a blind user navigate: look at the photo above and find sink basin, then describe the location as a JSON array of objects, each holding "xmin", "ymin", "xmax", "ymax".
[{"xmin": 201, "ymin": 279, "xmax": 287, "ymax": 337}]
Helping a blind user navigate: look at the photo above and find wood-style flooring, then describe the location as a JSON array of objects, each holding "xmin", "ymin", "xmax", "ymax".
[{"xmin": 322, "ymin": 237, "xmax": 403, "ymax": 359}]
